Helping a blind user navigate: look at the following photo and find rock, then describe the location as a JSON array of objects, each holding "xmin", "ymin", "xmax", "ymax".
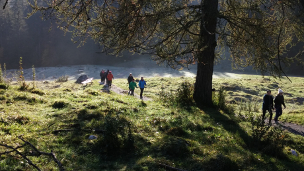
[
  {"xmin": 76, "ymin": 75, "xmax": 89, "ymax": 84},
  {"xmin": 291, "ymin": 149, "xmax": 298, "ymax": 156},
  {"xmin": 89, "ymin": 135, "xmax": 97, "ymax": 140}
]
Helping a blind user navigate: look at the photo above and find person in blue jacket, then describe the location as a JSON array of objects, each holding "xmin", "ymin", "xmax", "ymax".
[{"xmin": 138, "ymin": 77, "xmax": 146, "ymax": 99}]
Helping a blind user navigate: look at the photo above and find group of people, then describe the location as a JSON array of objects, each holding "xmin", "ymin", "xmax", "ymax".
[
  {"xmin": 100, "ymin": 69, "xmax": 114, "ymax": 87},
  {"xmin": 99, "ymin": 71, "xmax": 147, "ymax": 99},
  {"xmin": 262, "ymin": 88, "xmax": 286, "ymax": 124},
  {"xmin": 127, "ymin": 73, "xmax": 146, "ymax": 99}
]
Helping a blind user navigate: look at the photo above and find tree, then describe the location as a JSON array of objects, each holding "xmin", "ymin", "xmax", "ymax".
[{"xmin": 28, "ymin": 0, "xmax": 303, "ymax": 107}]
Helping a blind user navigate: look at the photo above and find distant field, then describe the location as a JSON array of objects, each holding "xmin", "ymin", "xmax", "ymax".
[{"xmin": 0, "ymin": 75, "xmax": 303, "ymax": 170}]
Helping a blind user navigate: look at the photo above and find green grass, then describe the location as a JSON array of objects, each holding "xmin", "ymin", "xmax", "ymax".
[{"xmin": 0, "ymin": 76, "xmax": 303, "ymax": 170}]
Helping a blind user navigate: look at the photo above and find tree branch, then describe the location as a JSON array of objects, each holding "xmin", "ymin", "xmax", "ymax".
[
  {"xmin": 2, "ymin": 0, "xmax": 8, "ymax": 9},
  {"xmin": 277, "ymin": 4, "xmax": 292, "ymax": 82},
  {"xmin": 0, "ymin": 136, "xmax": 65, "ymax": 171}
]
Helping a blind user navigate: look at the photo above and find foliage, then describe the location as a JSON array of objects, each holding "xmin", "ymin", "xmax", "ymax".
[
  {"xmin": 17, "ymin": 57, "xmax": 29, "ymax": 91},
  {"xmin": 242, "ymin": 110, "xmax": 288, "ymax": 157},
  {"xmin": 212, "ymin": 87, "xmax": 234, "ymax": 114},
  {"xmin": 52, "ymin": 100, "xmax": 70, "ymax": 109},
  {"xmin": 31, "ymin": 89, "xmax": 45, "ymax": 96},
  {"xmin": 0, "ymin": 64, "xmax": 3, "ymax": 83},
  {"xmin": 32, "ymin": 65, "xmax": 36, "ymax": 88},
  {"xmin": 55, "ymin": 75, "xmax": 69, "ymax": 82},
  {"xmin": 28, "ymin": 0, "xmax": 304, "ymax": 106},
  {"xmin": 159, "ymin": 81, "xmax": 194, "ymax": 106}
]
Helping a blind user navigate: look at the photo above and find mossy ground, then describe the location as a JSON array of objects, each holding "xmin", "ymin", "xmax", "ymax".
[{"xmin": 0, "ymin": 75, "xmax": 303, "ymax": 170}]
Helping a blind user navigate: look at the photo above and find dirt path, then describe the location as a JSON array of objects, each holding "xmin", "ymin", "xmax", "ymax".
[
  {"xmin": 271, "ymin": 120, "xmax": 304, "ymax": 137},
  {"xmin": 101, "ymin": 84, "xmax": 152, "ymax": 101}
]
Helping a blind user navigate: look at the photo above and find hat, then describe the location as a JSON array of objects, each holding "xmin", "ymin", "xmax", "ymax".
[
  {"xmin": 130, "ymin": 73, "xmax": 132, "ymax": 75},
  {"xmin": 278, "ymin": 89, "xmax": 283, "ymax": 94},
  {"xmin": 109, "ymin": 71, "xmax": 112, "ymax": 73}
]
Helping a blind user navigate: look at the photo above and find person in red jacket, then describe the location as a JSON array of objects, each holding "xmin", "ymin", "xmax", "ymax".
[{"xmin": 107, "ymin": 71, "xmax": 114, "ymax": 87}]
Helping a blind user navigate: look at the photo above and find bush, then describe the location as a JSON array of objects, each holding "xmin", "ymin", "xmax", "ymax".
[
  {"xmin": 176, "ymin": 81, "xmax": 194, "ymax": 105},
  {"xmin": 0, "ymin": 83, "xmax": 9, "ymax": 89},
  {"xmin": 242, "ymin": 110, "xmax": 287, "ymax": 156},
  {"xmin": 52, "ymin": 101, "xmax": 70, "ymax": 109},
  {"xmin": 86, "ymin": 89, "xmax": 99, "ymax": 96},
  {"xmin": 31, "ymin": 89, "xmax": 45, "ymax": 96},
  {"xmin": 212, "ymin": 87, "xmax": 234, "ymax": 114},
  {"xmin": 18, "ymin": 82, "xmax": 29, "ymax": 91},
  {"xmin": 55, "ymin": 75, "xmax": 69, "ymax": 82},
  {"xmin": 159, "ymin": 81, "xmax": 194, "ymax": 106},
  {"xmin": 96, "ymin": 114, "xmax": 134, "ymax": 153}
]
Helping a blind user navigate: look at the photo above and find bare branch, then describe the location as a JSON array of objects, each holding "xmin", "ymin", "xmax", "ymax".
[{"xmin": 2, "ymin": 0, "xmax": 8, "ymax": 9}]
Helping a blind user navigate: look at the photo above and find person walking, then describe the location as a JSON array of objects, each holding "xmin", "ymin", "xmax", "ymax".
[
  {"xmin": 138, "ymin": 77, "xmax": 146, "ymax": 99},
  {"xmin": 129, "ymin": 79, "xmax": 138, "ymax": 96},
  {"xmin": 107, "ymin": 71, "xmax": 114, "ymax": 87},
  {"xmin": 127, "ymin": 73, "xmax": 133, "ymax": 84},
  {"xmin": 100, "ymin": 69, "xmax": 105, "ymax": 83},
  {"xmin": 127, "ymin": 73, "xmax": 134, "ymax": 95},
  {"xmin": 262, "ymin": 90, "xmax": 274, "ymax": 125},
  {"xmin": 105, "ymin": 69, "xmax": 109, "ymax": 85},
  {"xmin": 274, "ymin": 89, "xmax": 286, "ymax": 123}
]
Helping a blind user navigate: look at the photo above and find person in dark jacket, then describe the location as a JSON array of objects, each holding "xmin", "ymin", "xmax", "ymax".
[
  {"xmin": 105, "ymin": 69, "xmax": 109, "ymax": 84},
  {"xmin": 262, "ymin": 90, "xmax": 274, "ymax": 125},
  {"xmin": 100, "ymin": 69, "xmax": 105, "ymax": 83},
  {"xmin": 127, "ymin": 73, "xmax": 133, "ymax": 84},
  {"xmin": 274, "ymin": 89, "xmax": 286, "ymax": 123},
  {"xmin": 138, "ymin": 77, "xmax": 146, "ymax": 99},
  {"xmin": 127, "ymin": 73, "xmax": 134, "ymax": 95}
]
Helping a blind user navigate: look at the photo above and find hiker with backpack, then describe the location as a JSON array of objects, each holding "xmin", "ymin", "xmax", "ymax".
[
  {"xmin": 274, "ymin": 89, "xmax": 286, "ymax": 123},
  {"xmin": 138, "ymin": 77, "xmax": 146, "ymax": 99},
  {"xmin": 107, "ymin": 71, "xmax": 114, "ymax": 87},
  {"xmin": 129, "ymin": 79, "xmax": 138, "ymax": 96},
  {"xmin": 262, "ymin": 90, "xmax": 274, "ymax": 125}
]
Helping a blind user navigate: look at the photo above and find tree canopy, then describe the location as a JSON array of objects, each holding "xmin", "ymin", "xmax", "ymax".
[{"xmin": 27, "ymin": 0, "xmax": 304, "ymax": 106}]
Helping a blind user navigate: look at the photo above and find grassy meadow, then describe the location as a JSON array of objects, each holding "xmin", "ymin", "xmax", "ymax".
[{"xmin": 0, "ymin": 74, "xmax": 303, "ymax": 170}]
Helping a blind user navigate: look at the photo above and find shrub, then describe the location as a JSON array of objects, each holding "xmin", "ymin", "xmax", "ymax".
[
  {"xmin": 213, "ymin": 87, "xmax": 234, "ymax": 114},
  {"xmin": 176, "ymin": 81, "xmax": 194, "ymax": 105},
  {"xmin": 18, "ymin": 82, "xmax": 29, "ymax": 91},
  {"xmin": 86, "ymin": 89, "xmax": 99, "ymax": 96},
  {"xmin": 55, "ymin": 75, "xmax": 69, "ymax": 82},
  {"xmin": 31, "ymin": 89, "xmax": 45, "ymax": 96},
  {"xmin": 156, "ymin": 137, "xmax": 190, "ymax": 157},
  {"xmin": 0, "ymin": 83, "xmax": 9, "ymax": 89},
  {"xmin": 95, "ymin": 114, "xmax": 134, "ymax": 153},
  {"xmin": 242, "ymin": 110, "xmax": 287, "ymax": 156},
  {"xmin": 159, "ymin": 81, "xmax": 194, "ymax": 106},
  {"xmin": 52, "ymin": 101, "xmax": 70, "ymax": 109},
  {"xmin": 32, "ymin": 65, "xmax": 36, "ymax": 88},
  {"xmin": 0, "ymin": 95, "xmax": 7, "ymax": 100},
  {"xmin": 8, "ymin": 115, "xmax": 30, "ymax": 125}
]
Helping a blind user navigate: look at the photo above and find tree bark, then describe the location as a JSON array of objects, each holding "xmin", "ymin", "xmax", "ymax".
[{"xmin": 193, "ymin": 0, "xmax": 218, "ymax": 107}]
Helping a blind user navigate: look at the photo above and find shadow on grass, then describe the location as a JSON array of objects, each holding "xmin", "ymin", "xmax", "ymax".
[{"xmin": 202, "ymin": 106, "xmax": 304, "ymax": 170}]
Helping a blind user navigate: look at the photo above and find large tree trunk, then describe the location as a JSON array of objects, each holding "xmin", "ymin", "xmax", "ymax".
[{"xmin": 193, "ymin": 0, "xmax": 218, "ymax": 107}]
